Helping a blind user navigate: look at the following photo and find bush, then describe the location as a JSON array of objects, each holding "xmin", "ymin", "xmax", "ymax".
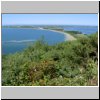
[{"xmin": 2, "ymin": 32, "xmax": 98, "ymax": 86}]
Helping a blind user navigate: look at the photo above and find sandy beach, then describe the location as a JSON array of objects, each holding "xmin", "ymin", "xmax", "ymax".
[{"xmin": 39, "ymin": 28, "xmax": 76, "ymax": 41}]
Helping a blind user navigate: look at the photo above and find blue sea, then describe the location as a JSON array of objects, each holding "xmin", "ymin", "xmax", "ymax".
[
  {"xmin": 63, "ymin": 25, "xmax": 98, "ymax": 34},
  {"xmin": 2, "ymin": 28, "xmax": 65, "ymax": 54},
  {"xmin": 2, "ymin": 26, "xmax": 98, "ymax": 54}
]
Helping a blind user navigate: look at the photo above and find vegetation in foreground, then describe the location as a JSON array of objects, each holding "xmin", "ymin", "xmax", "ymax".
[{"xmin": 2, "ymin": 32, "xmax": 98, "ymax": 86}]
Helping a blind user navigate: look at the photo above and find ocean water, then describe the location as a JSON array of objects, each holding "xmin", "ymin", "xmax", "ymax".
[
  {"xmin": 2, "ymin": 26, "xmax": 98, "ymax": 54},
  {"xmin": 2, "ymin": 28, "xmax": 65, "ymax": 54},
  {"xmin": 63, "ymin": 25, "xmax": 98, "ymax": 34}
]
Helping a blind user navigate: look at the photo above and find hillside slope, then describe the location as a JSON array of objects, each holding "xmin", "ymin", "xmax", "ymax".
[{"xmin": 2, "ymin": 32, "xmax": 98, "ymax": 86}]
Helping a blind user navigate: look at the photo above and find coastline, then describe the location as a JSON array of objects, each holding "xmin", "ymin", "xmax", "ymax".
[
  {"xmin": 3, "ymin": 27, "xmax": 76, "ymax": 41},
  {"xmin": 39, "ymin": 28, "xmax": 76, "ymax": 41}
]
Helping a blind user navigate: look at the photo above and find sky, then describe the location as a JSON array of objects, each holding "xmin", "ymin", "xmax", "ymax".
[{"xmin": 2, "ymin": 14, "xmax": 98, "ymax": 26}]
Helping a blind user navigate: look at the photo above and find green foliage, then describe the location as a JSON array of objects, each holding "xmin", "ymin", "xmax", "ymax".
[
  {"xmin": 2, "ymin": 33, "xmax": 98, "ymax": 86},
  {"xmin": 64, "ymin": 31, "xmax": 84, "ymax": 38},
  {"xmin": 65, "ymin": 31, "xmax": 82, "ymax": 34}
]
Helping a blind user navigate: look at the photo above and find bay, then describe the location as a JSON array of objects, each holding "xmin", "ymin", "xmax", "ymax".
[
  {"xmin": 2, "ymin": 28, "xmax": 65, "ymax": 54},
  {"xmin": 2, "ymin": 25, "xmax": 98, "ymax": 54}
]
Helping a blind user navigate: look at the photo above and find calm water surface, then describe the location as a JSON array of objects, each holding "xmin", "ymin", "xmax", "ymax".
[
  {"xmin": 2, "ymin": 28, "xmax": 65, "ymax": 54},
  {"xmin": 63, "ymin": 26, "xmax": 98, "ymax": 34},
  {"xmin": 2, "ymin": 26, "xmax": 98, "ymax": 54}
]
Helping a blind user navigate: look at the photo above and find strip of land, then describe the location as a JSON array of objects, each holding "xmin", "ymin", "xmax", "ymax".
[{"xmin": 39, "ymin": 28, "xmax": 76, "ymax": 41}]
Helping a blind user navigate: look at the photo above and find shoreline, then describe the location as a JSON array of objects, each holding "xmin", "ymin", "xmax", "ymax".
[
  {"xmin": 3, "ymin": 27, "xmax": 76, "ymax": 41},
  {"xmin": 39, "ymin": 28, "xmax": 76, "ymax": 41}
]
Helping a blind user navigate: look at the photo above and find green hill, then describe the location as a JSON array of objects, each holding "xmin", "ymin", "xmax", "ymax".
[{"xmin": 2, "ymin": 32, "xmax": 98, "ymax": 86}]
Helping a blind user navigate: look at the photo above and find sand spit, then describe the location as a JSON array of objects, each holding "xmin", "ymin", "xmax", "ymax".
[{"xmin": 39, "ymin": 28, "xmax": 76, "ymax": 41}]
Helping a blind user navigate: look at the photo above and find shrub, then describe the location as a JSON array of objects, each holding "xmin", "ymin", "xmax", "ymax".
[{"xmin": 2, "ymin": 32, "xmax": 98, "ymax": 86}]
